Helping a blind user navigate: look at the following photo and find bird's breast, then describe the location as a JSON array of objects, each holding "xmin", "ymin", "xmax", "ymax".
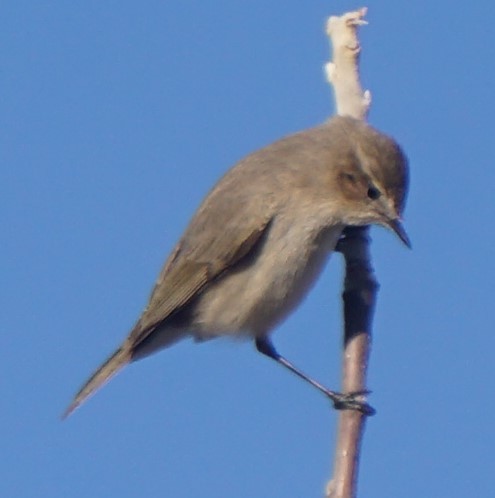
[{"xmin": 190, "ymin": 213, "xmax": 343, "ymax": 338}]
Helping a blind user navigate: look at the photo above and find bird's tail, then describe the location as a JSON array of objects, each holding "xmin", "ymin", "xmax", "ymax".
[{"xmin": 62, "ymin": 346, "xmax": 132, "ymax": 419}]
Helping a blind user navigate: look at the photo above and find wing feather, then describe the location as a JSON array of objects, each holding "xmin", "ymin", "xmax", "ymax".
[{"xmin": 128, "ymin": 213, "xmax": 273, "ymax": 348}]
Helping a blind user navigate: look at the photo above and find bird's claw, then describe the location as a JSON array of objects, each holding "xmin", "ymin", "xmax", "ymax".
[{"xmin": 331, "ymin": 390, "xmax": 376, "ymax": 416}]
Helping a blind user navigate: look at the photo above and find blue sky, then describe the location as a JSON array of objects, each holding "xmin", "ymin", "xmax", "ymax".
[{"xmin": 2, "ymin": 1, "xmax": 494, "ymax": 497}]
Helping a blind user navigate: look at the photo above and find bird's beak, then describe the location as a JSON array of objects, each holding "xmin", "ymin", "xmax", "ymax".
[{"xmin": 387, "ymin": 218, "xmax": 412, "ymax": 248}]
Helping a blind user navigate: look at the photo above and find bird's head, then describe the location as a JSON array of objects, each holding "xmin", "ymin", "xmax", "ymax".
[{"xmin": 332, "ymin": 116, "xmax": 410, "ymax": 247}]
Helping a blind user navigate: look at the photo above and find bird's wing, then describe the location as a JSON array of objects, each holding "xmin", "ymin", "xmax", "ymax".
[{"xmin": 127, "ymin": 209, "xmax": 274, "ymax": 349}]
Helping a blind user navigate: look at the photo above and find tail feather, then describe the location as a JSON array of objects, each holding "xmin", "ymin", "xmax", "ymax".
[{"xmin": 62, "ymin": 346, "xmax": 132, "ymax": 419}]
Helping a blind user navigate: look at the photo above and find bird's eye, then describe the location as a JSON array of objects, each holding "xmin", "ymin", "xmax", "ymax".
[{"xmin": 367, "ymin": 186, "xmax": 381, "ymax": 200}]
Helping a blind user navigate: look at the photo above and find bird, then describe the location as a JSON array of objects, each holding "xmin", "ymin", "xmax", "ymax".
[{"xmin": 63, "ymin": 115, "xmax": 409, "ymax": 419}]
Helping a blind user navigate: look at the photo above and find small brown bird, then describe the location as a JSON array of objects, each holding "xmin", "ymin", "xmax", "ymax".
[{"xmin": 63, "ymin": 115, "xmax": 409, "ymax": 418}]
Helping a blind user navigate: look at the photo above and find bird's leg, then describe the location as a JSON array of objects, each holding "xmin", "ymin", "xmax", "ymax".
[{"xmin": 255, "ymin": 337, "xmax": 375, "ymax": 416}]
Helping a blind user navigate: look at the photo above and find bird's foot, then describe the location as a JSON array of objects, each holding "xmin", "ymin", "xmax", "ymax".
[{"xmin": 329, "ymin": 390, "xmax": 376, "ymax": 416}]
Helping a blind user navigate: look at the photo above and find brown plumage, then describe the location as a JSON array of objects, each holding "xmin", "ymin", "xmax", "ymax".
[{"xmin": 63, "ymin": 115, "xmax": 409, "ymax": 418}]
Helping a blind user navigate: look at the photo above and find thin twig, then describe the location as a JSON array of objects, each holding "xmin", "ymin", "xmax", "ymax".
[
  {"xmin": 324, "ymin": 8, "xmax": 377, "ymax": 498},
  {"xmin": 326, "ymin": 228, "xmax": 378, "ymax": 498}
]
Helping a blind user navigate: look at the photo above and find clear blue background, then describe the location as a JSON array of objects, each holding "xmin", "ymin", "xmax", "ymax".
[{"xmin": 2, "ymin": 2, "xmax": 493, "ymax": 497}]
